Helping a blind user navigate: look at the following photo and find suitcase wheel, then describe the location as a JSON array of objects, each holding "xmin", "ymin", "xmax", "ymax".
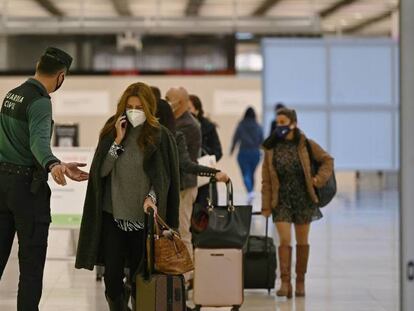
[
  {"xmin": 194, "ymin": 305, "xmax": 201, "ymax": 311},
  {"xmin": 231, "ymin": 306, "xmax": 240, "ymax": 311}
]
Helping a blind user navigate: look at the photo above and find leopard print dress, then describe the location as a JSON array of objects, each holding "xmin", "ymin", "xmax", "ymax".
[{"xmin": 271, "ymin": 139, "xmax": 322, "ymax": 224}]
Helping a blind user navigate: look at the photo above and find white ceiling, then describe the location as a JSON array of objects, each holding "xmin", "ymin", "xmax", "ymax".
[{"xmin": 0, "ymin": 0, "xmax": 399, "ymax": 35}]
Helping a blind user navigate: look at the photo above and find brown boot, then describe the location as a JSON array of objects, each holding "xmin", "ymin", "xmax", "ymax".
[
  {"xmin": 295, "ymin": 244, "xmax": 310, "ymax": 297},
  {"xmin": 276, "ymin": 245, "xmax": 292, "ymax": 299}
]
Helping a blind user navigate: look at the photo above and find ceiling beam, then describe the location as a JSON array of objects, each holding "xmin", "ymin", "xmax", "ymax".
[
  {"xmin": 33, "ymin": 0, "xmax": 64, "ymax": 17},
  {"xmin": 252, "ymin": 0, "xmax": 282, "ymax": 16},
  {"xmin": 110, "ymin": 0, "xmax": 132, "ymax": 16},
  {"xmin": 344, "ymin": 7, "xmax": 398, "ymax": 33},
  {"xmin": 185, "ymin": 0, "xmax": 205, "ymax": 16},
  {"xmin": 320, "ymin": 0, "xmax": 358, "ymax": 18}
]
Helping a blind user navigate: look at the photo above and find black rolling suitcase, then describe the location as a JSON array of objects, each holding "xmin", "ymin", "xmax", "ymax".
[{"xmin": 243, "ymin": 212, "xmax": 277, "ymax": 294}]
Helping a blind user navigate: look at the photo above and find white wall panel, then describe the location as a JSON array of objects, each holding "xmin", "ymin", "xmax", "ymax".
[
  {"xmin": 263, "ymin": 41, "xmax": 327, "ymax": 105},
  {"xmin": 331, "ymin": 112, "xmax": 394, "ymax": 170},
  {"xmin": 330, "ymin": 45, "xmax": 393, "ymax": 105},
  {"xmin": 296, "ymin": 111, "xmax": 328, "ymax": 150}
]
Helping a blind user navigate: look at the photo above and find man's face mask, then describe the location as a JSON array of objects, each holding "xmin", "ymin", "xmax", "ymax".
[
  {"xmin": 168, "ymin": 99, "xmax": 181, "ymax": 112},
  {"xmin": 54, "ymin": 73, "xmax": 65, "ymax": 92}
]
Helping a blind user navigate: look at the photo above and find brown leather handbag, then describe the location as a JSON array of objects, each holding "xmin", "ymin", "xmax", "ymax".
[{"xmin": 147, "ymin": 214, "xmax": 194, "ymax": 275}]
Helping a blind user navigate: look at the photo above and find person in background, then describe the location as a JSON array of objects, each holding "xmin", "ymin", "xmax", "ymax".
[
  {"xmin": 230, "ymin": 107, "xmax": 263, "ymax": 204},
  {"xmin": 188, "ymin": 94, "xmax": 223, "ymax": 206},
  {"xmin": 150, "ymin": 86, "xmax": 162, "ymax": 102},
  {"xmin": 75, "ymin": 82, "xmax": 180, "ymax": 310},
  {"xmin": 165, "ymin": 87, "xmax": 201, "ymax": 283},
  {"xmin": 0, "ymin": 47, "xmax": 88, "ymax": 311},
  {"xmin": 269, "ymin": 102, "xmax": 286, "ymax": 137},
  {"xmin": 261, "ymin": 108, "xmax": 333, "ymax": 299},
  {"xmin": 157, "ymin": 99, "xmax": 228, "ymax": 184}
]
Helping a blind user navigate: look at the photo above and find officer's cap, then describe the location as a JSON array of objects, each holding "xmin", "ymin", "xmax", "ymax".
[{"xmin": 43, "ymin": 47, "xmax": 73, "ymax": 71}]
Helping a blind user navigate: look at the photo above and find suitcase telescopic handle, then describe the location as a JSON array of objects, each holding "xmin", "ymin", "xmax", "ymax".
[
  {"xmin": 144, "ymin": 209, "xmax": 156, "ymax": 279},
  {"xmin": 251, "ymin": 211, "xmax": 269, "ymax": 238}
]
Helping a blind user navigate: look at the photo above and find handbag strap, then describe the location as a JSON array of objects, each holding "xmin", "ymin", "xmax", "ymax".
[
  {"xmin": 305, "ymin": 139, "xmax": 317, "ymax": 176},
  {"xmin": 155, "ymin": 214, "xmax": 180, "ymax": 238},
  {"xmin": 207, "ymin": 177, "xmax": 234, "ymax": 208}
]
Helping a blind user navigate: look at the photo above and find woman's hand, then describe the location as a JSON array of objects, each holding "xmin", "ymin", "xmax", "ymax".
[
  {"xmin": 312, "ymin": 177, "xmax": 319, "ymax": 187},
  {"xmin": 215, "ymin": 172, "xmax": 229, "ymax": 183},
  {"xmin": 262, "ymin": 208, "xmax": 272, "ymax": 218},
  {"xmin": 143, "ymin": 197, "xmax": 158, "ymax": 215},
  {"xmin": 115, "ymin": 115, "xmax": 127, "ymax": 144}
]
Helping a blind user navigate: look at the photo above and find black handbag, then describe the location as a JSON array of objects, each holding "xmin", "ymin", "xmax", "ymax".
[
  {"xmin": 305, "ymin": 140, "xmax": 337, "ymax": 207},
  {"xmin": 191, "ymin": 178, "xmax": 252, "ymax": 249}
]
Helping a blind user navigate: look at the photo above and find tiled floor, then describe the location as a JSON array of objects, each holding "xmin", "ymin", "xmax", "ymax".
[{"xmin": 0, "ymin": 189, "xmax": 399, "ymax": 311}]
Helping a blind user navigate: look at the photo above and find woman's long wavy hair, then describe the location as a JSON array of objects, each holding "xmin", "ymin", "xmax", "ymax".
[{"xmin": 100, "ymin": 82, "xmax": 160, "ymax": 150}]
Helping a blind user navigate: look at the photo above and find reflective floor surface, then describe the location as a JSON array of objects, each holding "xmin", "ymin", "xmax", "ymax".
[{"xmin": 0, "ymin": 189, "xmax": 399, "ymax": 311}]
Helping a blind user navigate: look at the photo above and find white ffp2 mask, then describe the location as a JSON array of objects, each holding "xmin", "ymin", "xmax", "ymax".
[{"xmin": 126, "ymin": 109, "xmax": 146, "ymax": 127}]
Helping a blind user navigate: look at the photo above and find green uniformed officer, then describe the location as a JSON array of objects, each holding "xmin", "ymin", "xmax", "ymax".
[{"xmin": 0, "ymin": 47, "xmax": 89, "ymax": 311}]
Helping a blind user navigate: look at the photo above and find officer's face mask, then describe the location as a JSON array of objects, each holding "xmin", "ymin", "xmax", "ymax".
[
  {"xmin": 126, "ymin": 109, "xmax": 146, "ymax": 127},
  {"xmin": 54, "ymin": 73, "xmax": 65, "ymax": 92}
]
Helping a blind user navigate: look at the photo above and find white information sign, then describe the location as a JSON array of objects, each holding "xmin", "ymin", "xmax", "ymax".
[
  {"xmin": 52, "ymin": 91, "xmax": 110, "ymax": 116},
  {"xmin": 213, "ymin": 90, "xmax": 262, "ymax": 116}
]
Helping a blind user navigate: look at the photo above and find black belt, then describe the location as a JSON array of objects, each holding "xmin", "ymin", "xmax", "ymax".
[{"xmin": 0, "ymin": 162, "xmax": 34, "ymax": 177}]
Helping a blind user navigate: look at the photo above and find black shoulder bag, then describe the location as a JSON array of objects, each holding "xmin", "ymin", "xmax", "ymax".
[{"xmin": 305, "ymin": 140, "xmax": 337, "ymax": 208}]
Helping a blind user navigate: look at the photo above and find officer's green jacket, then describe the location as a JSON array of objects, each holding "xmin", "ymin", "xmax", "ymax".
[{"xmin": 0, "ymin": 78, "xmax": 59, "ymax": 169}]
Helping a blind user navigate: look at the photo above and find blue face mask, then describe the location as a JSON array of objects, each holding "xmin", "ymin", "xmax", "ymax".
[{"xmin": 275, "ymin": 125, "xmax": 291, "ymax": 139}]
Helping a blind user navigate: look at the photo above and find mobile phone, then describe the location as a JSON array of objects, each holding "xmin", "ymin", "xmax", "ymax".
[{"xmin": 121, "ymin": 112, "xmax": 127, "ymax": 128}]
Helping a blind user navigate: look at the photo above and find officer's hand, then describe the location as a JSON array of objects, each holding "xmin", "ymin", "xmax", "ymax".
[
  {"xmin": 51, "ymin": 164, "xmax": 67, "ymax": 186},
  {"xmin": 115, "ymin": 115, "xmax": 127, "ymax": 144},
  {"xmin": 63, "ymin": 162, "xmax": 89, "ymax": 182},
  {"xmin": 215, "ymin": 172, "xmax": 229, "ymax": 183}
]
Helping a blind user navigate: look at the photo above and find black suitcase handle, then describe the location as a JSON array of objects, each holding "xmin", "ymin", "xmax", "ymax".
[
  {"xmin": 251, "ymin": 211, "xmax": 269, "ymax": 238},
  {"xmin": 143, "ymin": 208, "xmax": 156, "ymax": 280}
]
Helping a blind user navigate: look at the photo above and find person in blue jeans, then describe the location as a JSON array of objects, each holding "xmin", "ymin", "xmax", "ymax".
[{"xmin": 231, "ymin": 107, "xmax": 264, "ymax": 204}]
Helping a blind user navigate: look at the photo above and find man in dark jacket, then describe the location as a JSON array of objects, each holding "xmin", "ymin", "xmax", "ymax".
[
  {"xmin": 0, "ymin": 47, "xmax": 88, "ymax": 311},
  {"xmin": 189, "ymin": 94, "xmax": 223, "ymax": 206},
  {"xmin": 166, "ymin": 87, "xmax": 201, "ymax": 275}
]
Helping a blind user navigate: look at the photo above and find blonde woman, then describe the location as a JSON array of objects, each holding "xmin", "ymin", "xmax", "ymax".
[{"xmin": 75, "ymin": 82, "xmax": 180, "ymax": 310}]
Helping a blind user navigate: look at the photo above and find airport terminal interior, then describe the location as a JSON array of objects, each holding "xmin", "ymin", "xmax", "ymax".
[{"xmin": 0, "ymin": 0, "xmax": 410, "ymax": 310}]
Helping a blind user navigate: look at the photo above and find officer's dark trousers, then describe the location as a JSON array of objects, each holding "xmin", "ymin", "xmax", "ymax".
[{"xmin": 0, "ymin": 172, "xmax": 51, "ymax": 311}]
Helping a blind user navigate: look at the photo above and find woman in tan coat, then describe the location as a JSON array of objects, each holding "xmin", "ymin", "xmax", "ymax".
[{"xmin": 261, "ymin": 108, "xmax": 334, "ymax": 298}]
